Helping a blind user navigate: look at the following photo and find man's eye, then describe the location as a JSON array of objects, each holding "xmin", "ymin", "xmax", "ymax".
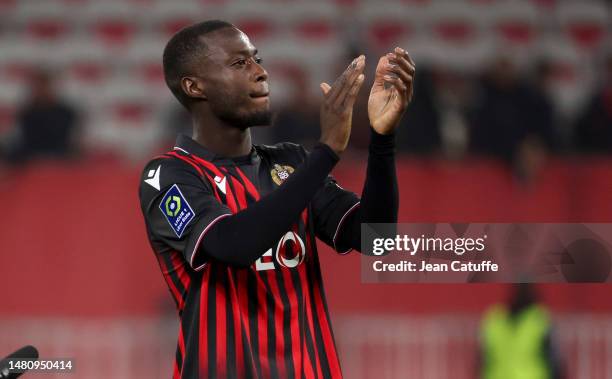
[{"xmin": 233, "ymin": 57, "xmax": 262, "ymax": 67}]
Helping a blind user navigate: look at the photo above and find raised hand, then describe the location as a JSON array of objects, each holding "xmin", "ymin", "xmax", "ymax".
[
  {"xmin": 319, "ymin": 55, "xmax": 366, "ymax": 155},
  {"xmin": 368, "ymin": 47, "xmax": 415, "ymax": 135}
]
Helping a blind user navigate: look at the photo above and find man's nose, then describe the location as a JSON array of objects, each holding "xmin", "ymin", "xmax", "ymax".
[{"xmin": 253, "ymin": 61, "xmax": 268, "ymax": 82}]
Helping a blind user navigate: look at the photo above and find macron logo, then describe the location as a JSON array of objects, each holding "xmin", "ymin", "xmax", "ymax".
[
  {"xmin": 214, "ymin": 175, "xmax": 227, "ymax": 194},
  {"xmin": 144, "ymin": 165, "xmax": 161, "ymax": 190}
]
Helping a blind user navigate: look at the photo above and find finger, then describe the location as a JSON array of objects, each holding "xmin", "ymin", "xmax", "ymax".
[
  {"xmin": 341, "ymin": 73, "xmax": 365, "ymax": 108},
  {"xmin": 320, "ymin": 82, "xmax": 331, "ymax": 96},
  {"xmin": 333, "ymin": 56, "xmax": 365, "ymax": 107},
  {"xmin": 387, "ymin": 53, "xmax": 415, "ymax": 75},
  {"xmin": 326, "ymin": 56, "xmax": 358, "ymax": 102},
  {"xmin": 327, "ymin": 71, "xmax": 348, "ymax": 102},
  {"xmin": 394, "ymin": 47, "xmax": 415, "ymax": 67},
  {"xmin": 386, "ymin": 63, "xmax": 414, "ymax": 87},
  {"xmin": 393, "ymin": 50, "xmax": 416, "ymax": 102},
  {"xmin": 328, "ymin": 55, "xmax": 365, "ymax": 103},
  {"xmin": 329, "ymin": 55, "xmax": 364, "ymax": 103}
]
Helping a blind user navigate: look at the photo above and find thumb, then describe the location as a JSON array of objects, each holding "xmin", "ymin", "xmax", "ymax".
[{"xmin": 320, "ymin": 82, "xmax": 331, "ymax": 96}]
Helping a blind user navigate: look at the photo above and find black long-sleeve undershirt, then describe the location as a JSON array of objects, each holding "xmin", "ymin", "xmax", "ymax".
[
  {"xmin": 197, "ymin": 130, "xmax": 398, "ymax": 267},
  {"xmin": 335, "ymin": 130, "xmax": 399, "ymax": 251}
]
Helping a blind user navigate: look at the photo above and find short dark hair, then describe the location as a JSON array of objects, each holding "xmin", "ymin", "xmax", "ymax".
[{"xmin": 162, "ymin": 20, "xmax": 235, "ymax": 109}]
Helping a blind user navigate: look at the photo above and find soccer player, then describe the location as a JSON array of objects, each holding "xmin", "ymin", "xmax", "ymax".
[{"xmin": 139, "ymin": 20, "xmax": 415, "ymax": 379}]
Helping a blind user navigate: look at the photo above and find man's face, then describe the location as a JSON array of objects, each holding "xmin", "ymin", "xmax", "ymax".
[{"xmin": 191, "ymin": 27, "xmax": 271, "ymax": 128}]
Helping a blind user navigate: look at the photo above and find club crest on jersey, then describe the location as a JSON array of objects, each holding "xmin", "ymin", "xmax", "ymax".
[
  {"xmin": 271, "ymin": 164, "xmax": 294, "ymax": 185},
  {"xmin": 159, "ymin": 184, "xmax": 195, "ymax": 238}
]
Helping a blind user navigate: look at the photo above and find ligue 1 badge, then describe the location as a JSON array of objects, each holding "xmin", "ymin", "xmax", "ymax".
[{"xmin": 271, "ymin": 164, "xmax": 294, "ymax": 185}]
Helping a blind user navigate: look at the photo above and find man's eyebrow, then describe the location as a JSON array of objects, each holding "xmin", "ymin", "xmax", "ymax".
[{"xmin": 230, "ymin": 48, "xmax": 258, "ymax": 57}]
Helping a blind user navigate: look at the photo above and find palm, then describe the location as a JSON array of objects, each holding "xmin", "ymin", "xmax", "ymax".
[{"xmin": 368, "ymin": 55, "xmax": 412, "ymax": 134}]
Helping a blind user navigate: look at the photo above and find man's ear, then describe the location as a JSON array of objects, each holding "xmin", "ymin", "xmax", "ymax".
[{"xmin": 181, "ymin": 76, "xmax": 207, "ymax": 101}]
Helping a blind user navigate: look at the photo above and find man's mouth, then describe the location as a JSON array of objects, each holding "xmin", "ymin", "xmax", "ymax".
[{"xmin": 250, "ymin": 93, "xmax": 269, "ymax": 99}]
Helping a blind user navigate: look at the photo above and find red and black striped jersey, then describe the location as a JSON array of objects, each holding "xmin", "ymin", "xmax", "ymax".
[{"xmin": 139, "ymin": 135, "xmax": 360, "ymax": 379}]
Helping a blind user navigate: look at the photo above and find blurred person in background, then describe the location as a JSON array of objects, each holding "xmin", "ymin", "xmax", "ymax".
[
  {"xmin": 515, "ymin": 60, "xmax": 559, "ymax": 181},
  {"xmin": 395, "ymin": 66, "xmax": 442, "ymax": 155},
  {"xmin": 270, "ymin": 66, "xmax": 320, "ymax": 148},
  {"xmin": 469, "ymin": 57, "xmax": 556, "ymax": 181},
  {"xmin": 432, "ymin": 67, "xmax": 472, "ymax": 159},
  {"xmin": 2, "ymin": 68, "xmax": 80, "ymax": 164},
  {"xmin": 573, "ymin": 53, "xmax": 612, "ymax": 153},
  {"xmin": 479, "ymin": 283, "xmax": 562, "ymax": 379}
]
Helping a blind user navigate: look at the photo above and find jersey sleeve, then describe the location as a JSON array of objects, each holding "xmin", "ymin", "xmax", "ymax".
[
  {"xmin": 311, "ymin": 176, "xmax": 360, "ymax": 253},
  {"xmin": 138, "ymin": 157, "xmax": 232, "ymax": 270},
  {"xmin": 295, "ymin": 146, "xmax": 360, "ymax": 253}
]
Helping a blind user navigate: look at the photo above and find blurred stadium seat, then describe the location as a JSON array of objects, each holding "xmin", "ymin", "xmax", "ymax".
[
  {"xmin": 145, "ymin": 1, "xmax": 204, "ymax": 38},
  {"xmin": 488, "ymin": 0, "xmax": 540, "ymax": 48},
  {"xmin": 285, "ymin": 2, "xmax": 341, "ymax": 42},
  {"xmin": 426, "ymin": 1, "xmax": 485, "ymax": 45},
  {"xmin": 79, "ymin": 1, "xmax": 140, "ymax": 47},
  {"xmin": 556, "ymin": 0, "xmax": 610, "ymax": 52},
  {"xmin": 359, "ymin": 2, "xmax": 425, "ymax": 50}
]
